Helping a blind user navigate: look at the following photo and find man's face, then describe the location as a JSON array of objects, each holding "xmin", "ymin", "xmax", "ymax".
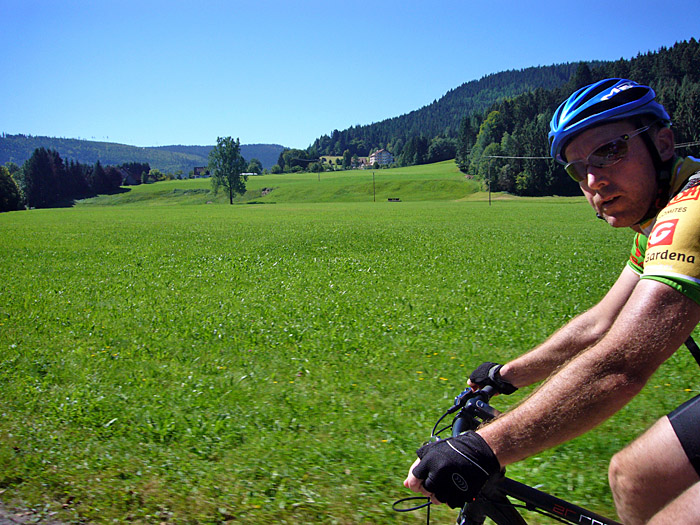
[{"xmin": 564, "ymin": 121, "xmax": 659, "ymax": 228}]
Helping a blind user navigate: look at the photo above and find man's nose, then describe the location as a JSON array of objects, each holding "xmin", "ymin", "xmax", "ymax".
[{"xmin": 585, "ymin": 166, "xmax": 610, "ymax": 190}]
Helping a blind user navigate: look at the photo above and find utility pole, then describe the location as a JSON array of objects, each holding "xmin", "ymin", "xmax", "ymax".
[{"xmin": 488, "ymin": 160, "xmax": 492, "ymax": 206}]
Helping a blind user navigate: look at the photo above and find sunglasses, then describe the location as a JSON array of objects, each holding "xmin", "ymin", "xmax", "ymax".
[{"xmin": 564, "ymin": 124, "xmax": 652, "ymax": 182}]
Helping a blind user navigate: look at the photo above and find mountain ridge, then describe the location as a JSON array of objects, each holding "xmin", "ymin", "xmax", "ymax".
[{"xmin": 0, "ymin": 135, "xmax": 285, "ymax": 173}]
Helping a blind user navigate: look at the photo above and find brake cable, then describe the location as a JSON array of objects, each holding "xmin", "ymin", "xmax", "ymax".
[
  {"xmin": 392, "ymin": 496, "xmax": 431, "ymax": 524},
  {"xmin": 393, "ymin": 394, "xmax": 476, "ymax": 524}
]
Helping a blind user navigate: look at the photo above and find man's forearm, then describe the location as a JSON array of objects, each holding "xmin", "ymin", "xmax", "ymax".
[
  {"xmin": 500, "ymin": 267, "xmax": 641, "ymax": 389},
  {"xmin": 479, "ymin": 280, "xmax": 700, "ymax": 466},
  {"xmin": 480, "ymin": 341, "xmax": 644, "ymax": 465},
  {"xmin": 500, "ymin": 312, "xmax": 608, "ymax": 388}
]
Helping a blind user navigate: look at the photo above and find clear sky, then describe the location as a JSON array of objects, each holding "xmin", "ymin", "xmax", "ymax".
[{"xmin": 2, "ymin": 0, "xmax": 699, "ymax": 150}]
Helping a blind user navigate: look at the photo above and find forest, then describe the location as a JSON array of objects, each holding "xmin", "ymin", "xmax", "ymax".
[
  {"xmin": 0, "ymin": 138, "xmax": 284, "ymax": 175},
  {"xmin": 0, "ymin": 149, "xmax": 146, "ymax": 210},
  {"xmin": 307, "ymin": 62, "xmax": 591, "ymax": 160},
  {"xmin": 455, "ymin": 39, "xmax": 700, "ymax": 196}
]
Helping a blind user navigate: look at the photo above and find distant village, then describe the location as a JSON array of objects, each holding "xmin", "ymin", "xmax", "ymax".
[
  {"xmin": 189, "ymin": 148, "xmax": 396, "ymax": 179},
  {"xmin": 340, "ymin": 148, "xmax": 395, "ymax": 169}
]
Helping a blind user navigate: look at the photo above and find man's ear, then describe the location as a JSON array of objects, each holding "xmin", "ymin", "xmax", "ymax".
[{"xmin": 655, "ymin": 126, "xmax": 675, "ymax": 162}]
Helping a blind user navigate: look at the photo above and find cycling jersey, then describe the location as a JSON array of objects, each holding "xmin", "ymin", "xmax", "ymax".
[{"xmin": 627, "ymin": 156, "xmax": 700, "ymax": 305}]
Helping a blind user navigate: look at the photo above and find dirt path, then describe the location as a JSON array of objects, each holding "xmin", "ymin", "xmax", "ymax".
[{"xmin": 0, "ymin": 501, "xmax": 64, "ymax": 524}]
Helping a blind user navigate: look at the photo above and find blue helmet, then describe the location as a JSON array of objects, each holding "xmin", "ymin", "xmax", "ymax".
[{"xmin": 549, "ymin": 78, "xmax": 671, "ymax": 164}]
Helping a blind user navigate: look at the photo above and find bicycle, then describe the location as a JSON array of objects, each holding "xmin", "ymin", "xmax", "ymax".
[{"xmin": 394, "ymin": 385, "xmax": 621, "ymax": 524}]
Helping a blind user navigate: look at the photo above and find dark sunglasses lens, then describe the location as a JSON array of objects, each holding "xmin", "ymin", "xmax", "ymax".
[
  {"xmin": 565, "ymin": 136, "xmax": 630, "ymax": 182},
  {"xmin": 589, "ymin": 139, "xmax": 628, "ymax": 168},
  {"xmin": 565, "ymin": 162, "xmax": 585, "ymax": 182}
]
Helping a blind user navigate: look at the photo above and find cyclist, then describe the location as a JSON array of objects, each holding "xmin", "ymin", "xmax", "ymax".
[{"xmin": 404, "ymin": 78, "xmax": 700, "ymax": 524}]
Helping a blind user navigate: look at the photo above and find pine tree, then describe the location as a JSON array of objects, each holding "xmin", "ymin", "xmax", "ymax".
[{"xmin": 0, "ymin": 166, "xmax": 23, "ymax": 211}]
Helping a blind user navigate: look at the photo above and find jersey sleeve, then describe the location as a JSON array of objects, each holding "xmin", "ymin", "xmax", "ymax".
[
  {"xmin": 640, "ymin": 183, "xmax": 700, "ymax": 305},
  {"xmin": 627, "ymin": 232, "xmax": 646, "ymax": 276}
]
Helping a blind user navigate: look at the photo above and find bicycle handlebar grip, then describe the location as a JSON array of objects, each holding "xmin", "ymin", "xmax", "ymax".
[{"xmin": 479, "ymin": 385, "xmax": 496, "ymax": 399}]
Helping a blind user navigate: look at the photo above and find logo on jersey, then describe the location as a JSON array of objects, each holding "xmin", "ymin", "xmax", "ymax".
[
  {"xmin": 648, "ymin": 219, "xmax": 678, "ymax": 248},
  {"xmin": 669, "ymin": 176, "xmax": 700, "ymax": 204}
]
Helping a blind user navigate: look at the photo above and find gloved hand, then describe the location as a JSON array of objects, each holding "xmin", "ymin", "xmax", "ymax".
[
  {"xmin": 469, "ymin": 362, "xmax": 517, "ymax": 395},
  {"xmin": 411, "ymin": 431, "xmax": 500, "ymax": 508}
]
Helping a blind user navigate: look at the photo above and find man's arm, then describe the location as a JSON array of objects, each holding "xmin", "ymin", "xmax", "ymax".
[
  {"xmin": 480, "ymin": 279, "xmax": 700, "ymax": 466},
  {"xmin": 497, "ymin": 266, "xmax": 641, "ymax": 389}
]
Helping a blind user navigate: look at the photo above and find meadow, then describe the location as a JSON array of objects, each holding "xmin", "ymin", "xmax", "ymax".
[
  {"xmin": 79, "ymin": 161, "xmax": 484, "ymax": 206},
  {"xmin": 1, "ymin": 166, "xmax": 698, "ymax": 523}
]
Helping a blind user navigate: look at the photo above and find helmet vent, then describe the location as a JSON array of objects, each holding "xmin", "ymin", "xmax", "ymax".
[{"xmin": 569, "ymin": 86, "xmax": 649, "ymax": 127}]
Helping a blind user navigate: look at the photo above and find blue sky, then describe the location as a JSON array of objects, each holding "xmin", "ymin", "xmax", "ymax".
[{"xmin": 2, "ymin": 0, "xmax": 699, "ymax": 149}]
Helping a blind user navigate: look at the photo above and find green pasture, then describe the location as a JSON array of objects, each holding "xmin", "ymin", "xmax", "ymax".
[
  {"xmin": 79, "ymin": 161, "xmax": 483, "ymax": 206},
  {"xmin": 1, "ymin": 171, "xmax": 698, "ymax": 523}
]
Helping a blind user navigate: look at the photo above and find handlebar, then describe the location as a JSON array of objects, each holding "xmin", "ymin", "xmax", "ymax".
[
  {"xmin": 450, "ymin": 384, "xmax": 497, "ymax": 412},
  {"xmin": 394, "ymin": 384, "xmax": 504, "ymax": 517},
  {"xmin": 427, "ymin": 384, "xmax": 502, "ymax": 440}
]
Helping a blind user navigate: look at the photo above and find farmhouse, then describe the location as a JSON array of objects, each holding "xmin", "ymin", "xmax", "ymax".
[
  {"xmin": 193, "ymin": 167, "xmax": 210, "ymax": 178},
  {"xmin": 118, "ymin": 167, "xmax": 139, "ymax": 186},
  {"xmin": 369, "ymin": 149, "xmax": 394, "ymax": 166}
]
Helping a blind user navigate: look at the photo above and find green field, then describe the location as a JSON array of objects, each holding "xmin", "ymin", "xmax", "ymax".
[
  {"xmin": 79, "ymin": 161, "xmax": 484, "ymax": 206},
  {"xmin": 1, "ymin": 164, "xmax": 698, "ymax": 523}
]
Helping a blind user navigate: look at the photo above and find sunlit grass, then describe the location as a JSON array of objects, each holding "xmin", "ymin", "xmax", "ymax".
[
  {"xmin": 1, "ymin": 199, "xmax": 696, "ymax": 523},
  {"xmin": 78, "ymin": 160, "xmax": 482, "ymax": 206}
]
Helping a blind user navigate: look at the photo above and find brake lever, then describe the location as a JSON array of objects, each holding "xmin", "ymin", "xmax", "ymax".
[
  {"xmin": 447, "ymin": 386, "xmax": 475, "ymax": 414},
  {"xmin": 466, "ymin": 398, "xmax": 501, "ymax": 421}
]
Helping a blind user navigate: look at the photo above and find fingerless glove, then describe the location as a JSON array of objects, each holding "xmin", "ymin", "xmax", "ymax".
[
  {"xmin": 412, "ymin": 431, "xmax": 500, "ymax": 508},
  {"xmin": 469, "ymin": 362, "xmax": 517, "ymax": 395}
]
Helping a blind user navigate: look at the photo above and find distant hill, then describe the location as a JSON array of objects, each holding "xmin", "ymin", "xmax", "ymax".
[
  {"xmin": 310, "ymin": 61, "xmax": 606, "ymax": 157},
  {"xmin": 0, "ymin": 135, "xmax": 284, "ymax": 173}
]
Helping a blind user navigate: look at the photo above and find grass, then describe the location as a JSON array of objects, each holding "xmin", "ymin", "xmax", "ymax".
[
  {"xmin": 78, "ymin": 161, "xmax": 481, "ymax": 206},
  {"xmin": 1, "ymin": 165, "xmax": 698, "ymax": 523}
]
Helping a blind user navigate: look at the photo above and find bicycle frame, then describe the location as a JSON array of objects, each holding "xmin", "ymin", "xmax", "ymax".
[{"xmin": 457, "ymin": 473, "xmax": 621, "ymax": 524}]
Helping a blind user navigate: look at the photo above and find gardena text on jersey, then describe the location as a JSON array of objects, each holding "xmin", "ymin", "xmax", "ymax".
[{"xmin": 645, "ymin": 250, "xmax": 696, "ymax": 264}]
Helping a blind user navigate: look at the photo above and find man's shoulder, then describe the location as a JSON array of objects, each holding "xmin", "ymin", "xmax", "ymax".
[
  {"xmin": 669, "ymin": 156, "xmax": 700, "ymax": 203},
  {"xmin": 641, "ymin": 158, "xmax": 700, "ymax": 304}
]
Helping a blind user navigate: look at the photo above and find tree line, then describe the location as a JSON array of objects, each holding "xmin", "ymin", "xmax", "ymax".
[
  {"xmin": 456, "ymin": 39, "xmax": 700, "ymax": 196},
  {"xmin": 0, "ymin": 148, "xmax": 152, "ymax": 211},
  {"xmin": 0, "ymin": 143, "xmax": 268, "ymax": 211},
  {"xmin": 4, "ymin": 40, "xmax": 699, "ymax": 209},
  {"xmin": 0, "ymin": 135, "xmax": 285, "ymax": 178}
]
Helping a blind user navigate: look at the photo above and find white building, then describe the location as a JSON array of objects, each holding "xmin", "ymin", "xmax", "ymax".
[{"xmin": 369, "ymin": 149, "xmax": 394, "ymax": 166}]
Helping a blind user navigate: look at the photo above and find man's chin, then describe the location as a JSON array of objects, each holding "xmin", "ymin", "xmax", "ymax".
[{"xmin": 600, "ymin": 213, "xmax": 638, "ymax": 228}]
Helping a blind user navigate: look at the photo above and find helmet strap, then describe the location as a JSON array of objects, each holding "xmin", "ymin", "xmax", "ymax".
[{"xmin": 633, "ymin": 118, "xmax": 674, "ymax": 225}]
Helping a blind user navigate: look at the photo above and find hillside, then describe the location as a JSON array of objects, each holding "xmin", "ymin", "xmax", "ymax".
[
  {"xmin": 76, "ymin": 160, "xmax": 490, "ymax": 206},
  {"xmin": 310, "ymin": 61, "xmax": 605, "ymax": 157},
  {"xmin": 0, "ymin": 135, "xmax": 284, "ymax": 173}
]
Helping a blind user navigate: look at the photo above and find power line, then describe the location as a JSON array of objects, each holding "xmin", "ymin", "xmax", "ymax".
[
  {"xmin": 675, "ymin": 141, "xmax": 700, "ymax": 149},
  {"xmin": 481, "ymin": 141, "xmax": 700, "ymax": 161},
  {"xmin": 484, "ymin": 155, "xmax": 551, "ymax": 160}
]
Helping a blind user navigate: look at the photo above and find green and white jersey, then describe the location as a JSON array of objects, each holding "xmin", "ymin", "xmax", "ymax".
[{"xmin": 628, "ymin": 157, "xmax": 700, "ymax": 305}]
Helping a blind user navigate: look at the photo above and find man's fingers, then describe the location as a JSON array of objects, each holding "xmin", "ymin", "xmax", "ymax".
[
  {"xmin": 404, "ymin": 458, "xmax": 422, "ymax": 489},
  {"xmin": 404, "ymin": 459, "xmax": 442, "ymax": 504}
]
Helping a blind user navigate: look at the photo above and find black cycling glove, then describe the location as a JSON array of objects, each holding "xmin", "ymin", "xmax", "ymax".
[
  {"xmin": 469, "ymin": 362, "xmax": 517, "ymax": 395},
  {"xmin": 412, "ymin": 431, "xmax": 500, "ymax": 508}
]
